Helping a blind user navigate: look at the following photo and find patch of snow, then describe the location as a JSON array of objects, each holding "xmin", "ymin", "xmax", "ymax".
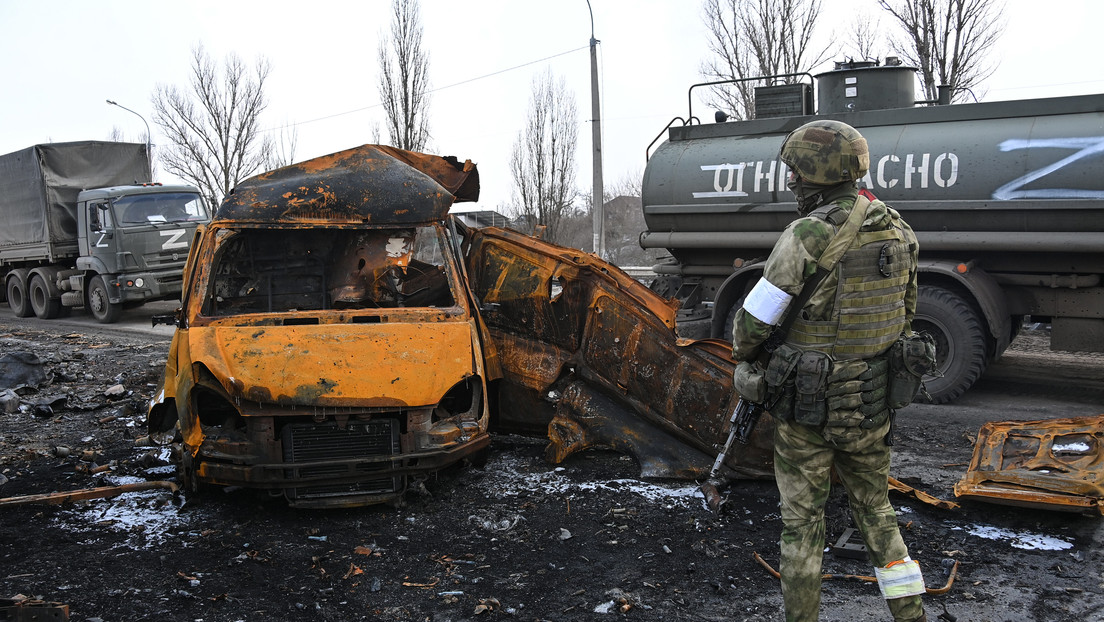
[
  {"xmin": 952, "ymin": 523, "xmax": 1073, "ymax": 551},
  {"xmin": 52, "ymin": 474, "xmax": 198, "ymax": 549},
  {"xmin": 478, "ymin": 453, "xmax": 701, "ymax": 508},
  {"xmin": 1053, "ymin": 442, "xmax": 1091, "ymax": 453},
  {"xmin": 54, "ymin": 489, "xmax": 194, "ymax": 549},
  {"xmin": 594, "ymin": 601, "xmax": 616, "ymax": 614}
]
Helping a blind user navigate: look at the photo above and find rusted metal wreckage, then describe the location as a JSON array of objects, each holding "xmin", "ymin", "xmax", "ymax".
[
  {"xmin": 145, "ymin": 144, "xmax": 771, "ymax": 508},
  {"xmin": 144, "ymin": 144, "xmax": 1101, "ymax": 514},
  {"xmin": 954, "ymin": 415, "xmax": 1104, "ymax": 515},
  {"xmin": 147, "ymin": 146, "xmax": 493, "ymax": 508}
]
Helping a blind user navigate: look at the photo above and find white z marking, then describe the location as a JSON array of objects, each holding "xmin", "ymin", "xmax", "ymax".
[
  {"xmin": 993, "ymin": 137, "xmax": 1104, "ymax": 200},
  {"xmin": 160, "ymin": 229, "xmax": 189, "ymax": 250}
]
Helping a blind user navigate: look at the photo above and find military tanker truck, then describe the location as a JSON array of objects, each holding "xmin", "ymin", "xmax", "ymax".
[
  {"xmin": 0, "ymin": 141, "xmax": 208, "ymax": 323},
  {"xmin": 642, "ymin": 60, "xmax": 1104, "ymax": 403}
]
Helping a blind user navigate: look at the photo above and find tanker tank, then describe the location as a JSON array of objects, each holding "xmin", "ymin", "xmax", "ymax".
[{"xmin": 641, "ymin": 61, "xmax": 1104, "ymax": 403}]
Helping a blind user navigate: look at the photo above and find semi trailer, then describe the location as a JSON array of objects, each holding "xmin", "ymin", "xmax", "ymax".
[{"xmin": 642, "ymin": 60, "xmax": 1104, "ymax": 402}]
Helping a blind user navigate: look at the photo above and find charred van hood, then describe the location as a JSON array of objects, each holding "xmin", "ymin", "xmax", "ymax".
[
  {"xmin": 189, "ymin": 322, "xmax": 479, "ymax": 408},
  {"xmin": 215, "ymin": 145, "xmax": 479, "ymax": 225}
]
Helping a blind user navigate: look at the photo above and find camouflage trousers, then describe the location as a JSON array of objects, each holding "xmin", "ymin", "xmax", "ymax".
[{"xmin": 774, "ymin": 416, "xmax": 925, "ymax": 622}]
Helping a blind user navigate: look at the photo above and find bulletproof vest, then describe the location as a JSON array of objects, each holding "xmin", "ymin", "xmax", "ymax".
[{"xmin": 785, "ymin": 200, "xmax": 912, "ymax": 361}]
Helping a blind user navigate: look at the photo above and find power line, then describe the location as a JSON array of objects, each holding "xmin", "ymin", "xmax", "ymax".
[
  {"xmin": 988, "ymin": 78, "xmax": 1104, "ymax": 92},
  {"xmin": 263, "ymin": 45, "xmax": 589, "ymax": 132}
]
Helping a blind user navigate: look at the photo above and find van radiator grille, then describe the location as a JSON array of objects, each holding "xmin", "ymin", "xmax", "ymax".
[{"xmin": 282, "ymin": 420, "xmax": 402, "ymax": 498}]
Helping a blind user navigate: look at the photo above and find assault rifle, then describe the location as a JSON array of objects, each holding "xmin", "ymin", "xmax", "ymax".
[{"xmin": 701, "ymin": 397, "xmax": 764, "ymax": 513}]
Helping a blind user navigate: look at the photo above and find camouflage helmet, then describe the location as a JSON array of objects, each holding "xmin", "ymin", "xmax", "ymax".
[{"xmin": 779, "ymin": 120, "xmax": 870, "ymax": 185}]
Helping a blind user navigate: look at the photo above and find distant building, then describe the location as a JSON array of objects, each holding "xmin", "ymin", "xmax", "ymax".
[{"xmin": 603, "ymin": 195, "xmax": 641, "ymax": 216}]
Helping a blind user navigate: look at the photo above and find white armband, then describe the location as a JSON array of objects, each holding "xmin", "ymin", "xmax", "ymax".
[{"xmin": 743, "ymin": 277, "xmax": 793, "ymax": 325}]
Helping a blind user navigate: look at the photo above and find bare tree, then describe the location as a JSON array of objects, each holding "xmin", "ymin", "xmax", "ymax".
[
  {"xmin": 266, "ymin": 121, "xmax": 299, "ymax": 170},
  {"xmin": 509, "ymin": 70, "xmax": 579, "ymax": 244},
  {"xmin": 701, "ymin": 0, "xmax": 831, "ymax": 120},
  {"xmin": 152, "ymin": 44, "xmax": 273, "ymax": 208},
  {"xmin": 846, "ymin": 8, "xmax": 885, "ymax": 62},
  {"xmin": 378, "ymin": 0, "xmax": 431, "ymax": 151},
  {"xmin": 879, "ymin": 0, "xmax": 1005, "ymax": 102}
]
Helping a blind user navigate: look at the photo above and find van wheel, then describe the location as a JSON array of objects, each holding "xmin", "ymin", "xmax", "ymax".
[
  {"xmin": 6, "ymin": 275, "xmax": 33, "ymax": 318},
  {"xmin": 29, "ymin": 274, "xmax": 63, "ymax": 319},
  {"xmin": 87, "ymin": 276, "xmax": 123, "ymax": 323},
  {"xmin": 912, "ymin": 286, "xmax": 988, "ymax": 404}
]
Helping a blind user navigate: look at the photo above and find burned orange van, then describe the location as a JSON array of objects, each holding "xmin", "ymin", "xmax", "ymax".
[{"xmin": 147, "ymin": 146, "xmax": 490, "ymax": 508}]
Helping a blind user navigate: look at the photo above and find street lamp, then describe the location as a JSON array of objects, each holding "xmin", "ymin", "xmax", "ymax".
[{"xmin": 106, "ymin": 99, "xmax": 153, "ymax": 181}]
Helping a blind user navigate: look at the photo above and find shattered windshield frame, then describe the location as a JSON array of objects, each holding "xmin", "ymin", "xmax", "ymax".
[{"xmin": 201, "ymin": 224, "xmax": 460, "ymax": 317}]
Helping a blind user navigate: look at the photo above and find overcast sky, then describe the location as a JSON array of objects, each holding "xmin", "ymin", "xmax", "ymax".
[{"xmin": 2, "ymin": 0, "xmax": 1102, "ymax": 211}]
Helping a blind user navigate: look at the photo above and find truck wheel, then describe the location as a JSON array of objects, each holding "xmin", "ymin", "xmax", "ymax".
[
  {"xmin": 6, "ymin": 276, "xmax": 33, "ymax": 318},
  {"xmin": 87, "ymin": 276, "xmax": 123, "ymax": 324},
  {"xmin": 28, "ymin": 274, "xmax": 63, "ymax": 319},
  {"xmin": 912, "ymin": 286, "xmax": 988, "ymax": 404}
]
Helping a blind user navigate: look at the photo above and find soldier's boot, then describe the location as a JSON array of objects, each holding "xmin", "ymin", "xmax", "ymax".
[{"xmin": 892, "ymin": 605, "xmax": 927, "ymax": 618}]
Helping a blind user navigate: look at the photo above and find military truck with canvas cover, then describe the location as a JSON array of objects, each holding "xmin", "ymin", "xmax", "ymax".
[{"xmin": 0, "ymin": 141, "xmax": 207, "ymax": 322}]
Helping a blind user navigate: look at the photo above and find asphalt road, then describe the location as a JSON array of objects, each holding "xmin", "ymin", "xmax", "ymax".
[{"xmin": 0, "ymin": 299, "xmax": 180, "ymax": 340}]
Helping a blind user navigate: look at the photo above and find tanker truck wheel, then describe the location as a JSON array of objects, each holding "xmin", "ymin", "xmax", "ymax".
[
  {"xmin": 87, "ymin": 276, "xmax": 123, "ymax": 324},
  {"xmin": 912, "ymin": 286, "xmax": 988, "ymax": 404},
  {"xmin": 6, "ymin": 274, "xmax": 33, "ymax": 318},
  {"xmin": 28, "ymin": 274, "xmax": 63, "ymax": 319}
]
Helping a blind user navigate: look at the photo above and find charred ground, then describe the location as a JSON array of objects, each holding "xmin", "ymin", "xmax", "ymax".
[{"xmin": 0, "ymin": 315, "xmax": 1102, "ymax": 622}]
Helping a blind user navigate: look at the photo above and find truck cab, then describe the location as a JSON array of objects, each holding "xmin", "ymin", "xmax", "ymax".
[{"xmin": 75, "ymin": 184, "xmax": 207, "ymax": 322}]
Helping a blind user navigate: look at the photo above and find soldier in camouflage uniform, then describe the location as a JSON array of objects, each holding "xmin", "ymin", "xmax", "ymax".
[{"xmin": 731, "ymin": 120, "xmax": 926, "ymax": 622}]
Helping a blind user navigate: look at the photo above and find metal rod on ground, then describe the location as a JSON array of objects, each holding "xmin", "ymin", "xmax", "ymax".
[
  {"xmin": 752, "ymin": 552, "xmax": 960, "ymax": 594},
  {"xmin": 0, "ymin": 481, "xmax": 179, "ymax": 507}
]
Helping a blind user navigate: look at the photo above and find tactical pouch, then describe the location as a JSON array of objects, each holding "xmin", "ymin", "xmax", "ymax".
[
  {"xmin": 793, "ymin": 350, "xmax": 832, "ymax": 426},
  {"xmin": 763, "ymin": 343, "xmax": 802, "ymax": 421},
  {"xmin": 858, "ymin": 357, "xmax": 890, "ymax": 427},
  {"xmin": 887, "ymin": 332, "xmax": 937, "ymax": 409},
  {"xmin": 733, "ymin": 361, "xmax": 766, "ymax": 403}
]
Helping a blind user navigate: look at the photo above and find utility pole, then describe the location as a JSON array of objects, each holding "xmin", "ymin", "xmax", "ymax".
[{"xmin": 587, "ymin": 0, "xmax": 605, "ymax": 259}]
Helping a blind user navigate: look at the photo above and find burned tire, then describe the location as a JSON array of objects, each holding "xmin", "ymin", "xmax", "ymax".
[
  {"xmin": 87, "ymin": 276, "xmax": 123, "ymax": 324},
  {"xmin": 28, "ymin": 274, "xmax": 63, "ymax": 319},
  {"xmin": 912, "ymin": 286, "xmax": 988, "ymax": 404},
  {"xmin": 6, "ymin": 275, "xmax": 33, "ymax": 318}
]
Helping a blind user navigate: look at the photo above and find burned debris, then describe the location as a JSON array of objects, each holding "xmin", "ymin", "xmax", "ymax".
[
  {"xmin": 461, "ymin": 225, "xmax": 774, "ymax": 481},
  {"xmin": 141, "ymin": 143, "xmax": 778, "ymax": 510},
  {"xmin": 147, "ymin": 145, "xmax": 491, "ymax": 508},
  {"xmin": 954, "ymin": 415, "xmax": 1104, "ymax": 515}
]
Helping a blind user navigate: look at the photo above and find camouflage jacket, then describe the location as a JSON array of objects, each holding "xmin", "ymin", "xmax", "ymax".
[{"xmin": 732, "ymin": 186, "xmax": 919, "ymax": 363}]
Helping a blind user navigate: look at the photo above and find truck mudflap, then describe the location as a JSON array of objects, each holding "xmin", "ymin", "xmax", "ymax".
[
  {"xmin": 953, "ymin": 415, "xmax": 1104, "ymax": 515},
  {"xmin": 463, "ymin": 226, "xmax": 775, "ymax": 481}
]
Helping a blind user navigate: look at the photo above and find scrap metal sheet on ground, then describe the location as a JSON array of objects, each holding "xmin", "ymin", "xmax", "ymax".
[{"xmin": 954, "ymin": 415, "xmax": 1104, "ymax": 515}]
